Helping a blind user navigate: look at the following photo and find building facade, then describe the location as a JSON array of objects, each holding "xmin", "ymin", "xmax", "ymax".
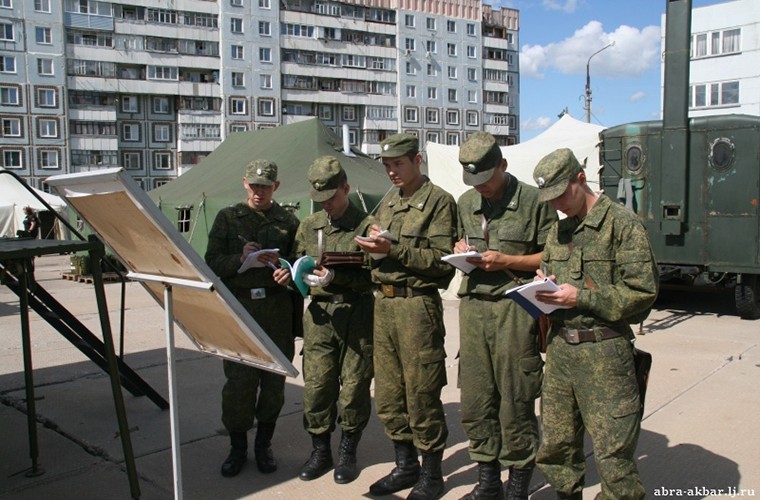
[{"xmin": 1, "ymin": 0, "xmax": 519, "ymax": 191}]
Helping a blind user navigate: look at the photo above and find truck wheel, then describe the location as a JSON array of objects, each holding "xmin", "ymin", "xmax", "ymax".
[{"xmin": 735, "ymin": 275, "xmax": 760, "ymax": 320}]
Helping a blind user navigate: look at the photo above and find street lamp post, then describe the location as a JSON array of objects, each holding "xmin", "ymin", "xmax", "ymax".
[{"xmin": 584, "ymin": 41, "xmax": 615, "ymax": 123}]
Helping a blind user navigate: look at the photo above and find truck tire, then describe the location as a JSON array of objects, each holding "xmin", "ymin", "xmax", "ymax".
[{"xmin": 735, "ymin": 275, "xmax": 760, "ymax": 320}]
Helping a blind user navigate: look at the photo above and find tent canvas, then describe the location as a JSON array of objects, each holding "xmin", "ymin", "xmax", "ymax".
[
  {"xmin": 0, "ymin": 169, "xmax": 68, "ymax": 239},
  {"xmin": 149, "ymin": 118, "xmax": 391, "ymax": 256}
]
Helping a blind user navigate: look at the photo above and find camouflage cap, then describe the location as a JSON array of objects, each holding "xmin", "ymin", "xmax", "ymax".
[
  {"xmin": 380, "ymin": 133, "xmax": 419, "ymax": 158},
  {"xmin": 308, "ymin": 155, "xmax": 347, "ymax": 202},
  {"xmin": 459, "ymin": 131, "xmax": 503, "ymax": 186},
  {"xmin": 244, "ymin": 159, "xmax": 278, "ymax": 186},
  {"xmin": 533, "ymin": 148, "xmax": 583, "ymax": 202}
]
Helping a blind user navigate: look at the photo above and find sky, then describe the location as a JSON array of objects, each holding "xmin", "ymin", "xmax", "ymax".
[{"xmin": 495, "ymin": 0, "xmax": 720, "ymax": 140}]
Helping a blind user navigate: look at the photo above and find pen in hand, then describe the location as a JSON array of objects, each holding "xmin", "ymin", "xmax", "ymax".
[{"xmin": 239, "ymin": 235, "xmax": 278, "ymax": 270}]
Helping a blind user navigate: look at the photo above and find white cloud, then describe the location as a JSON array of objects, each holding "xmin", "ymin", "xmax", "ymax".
[
  {"xmin": 522, "ymin": 116, "xmax": 553, "ymax": 131},
  {"xmin": 630, "ymin": 91, "xmax": 646, "ymax": 103},
  {"xmin": 520, "ymin": 21, "xmax": 661, "ymax": 79},
  {"xmin": 542, "ymin": 0, "xmax": 579, "ymax": 13}
]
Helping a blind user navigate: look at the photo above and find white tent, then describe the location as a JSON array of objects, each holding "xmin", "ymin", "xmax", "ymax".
[
  {"xmin": 426, "ymin": 114, "xmax": 605, "ymax": 203},
  {"xmin": 426, "ymin": 114, "xmax": 605, "ymax": 298},
  {"xmin": 0, "ymin": 169, "xmax": 68, "ymax": 239}
]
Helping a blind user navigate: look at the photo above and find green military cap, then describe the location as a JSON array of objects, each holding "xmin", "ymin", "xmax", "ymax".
[
  {"xmin": 533, "ymin": 148, "xmax": 583, "ymax": 202},
  {"xmin": 244, "ymin": 159, "xmax": 278, "ymax": 186},
  {"xmin": 380, "ymin": 133, "xmax": 419, "ymax": 158},
  {"xmin": 308, "ymin": 155, "xmax": 347, "ymax": 202},
  {"xmin": 459, "ymin": 131, "xmax": 503, "ymax": 186}
]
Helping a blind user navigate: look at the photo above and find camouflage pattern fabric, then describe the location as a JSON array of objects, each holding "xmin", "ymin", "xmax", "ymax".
[
  {"xmin": 456, "ymin": 175, "xmax": 556, "ymax": 467},
  {"xmin": 536, "ymin": 194, "xmax": 657, "ymax": 499},
  {"xmin": 371, "ymin": 178, "xmax": 457, "ymax": 452},
  {"xmin": 205, "ymin": 201, "xmax": 299, "ymax": 431},
  {"xmin": 294, "ymin": 203, "xmax": 375, "ymax": 435}
]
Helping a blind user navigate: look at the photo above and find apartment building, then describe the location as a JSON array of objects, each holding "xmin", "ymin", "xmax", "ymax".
[{"xmin": 0, "ymin": 0, "xmax": 519, "ymax": 191}]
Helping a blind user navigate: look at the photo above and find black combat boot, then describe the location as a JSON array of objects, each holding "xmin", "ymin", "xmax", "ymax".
[
  {"xmin": 254, "ymin": 422, "xmax": 277, "ymax": 473},
  {"xmin": 334, "ymin": 430, "xmax": 362, "ymax": 484},
  {"xmin": 407, "ymin": 450, "xmax": 444, "ymax": 500},
  {"xmin": 369, "ymin": 441, "xmax": 421, "ymax": 496},
  {"xmin": 220, "ymin": 431, "xmax": 248, "ymax": 477},
  {"xmin": 556, "ymin": 493, "xmax": 582, "ymax": 500},
  {"xmin": 299, "ymin": 433, "xmax": 333, "ymax": 481},
  {"xmin": 460, "ymin": 460, "xmax": 502, "ymax": 500},
  {"xmin": 504, "ymin": 467, "xmax": 533, "ymax": 500}
]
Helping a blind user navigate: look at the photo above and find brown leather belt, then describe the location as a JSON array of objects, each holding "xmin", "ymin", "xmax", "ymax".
[
  {"xmin": 558, "ymin": 326, "xmax": 625, "ymax": 345},
  {"xmin": 379, "ymin": 284, "xmax": 436, "ymax": 298}
]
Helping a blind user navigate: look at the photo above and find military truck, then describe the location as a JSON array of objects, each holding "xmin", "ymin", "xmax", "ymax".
[{"xmin": 598, "ymin": 0, "xmax": 760, "ymax": 319}]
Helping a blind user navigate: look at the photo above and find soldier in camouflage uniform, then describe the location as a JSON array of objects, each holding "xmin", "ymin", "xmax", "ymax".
[
  {"xmin": 294, "ymin": 156, "xmax": 375, "ymax": 485},
  {"xmin": 531, "ymin": 148, "xmax": 658, "ymax": 500},
  {"xmin": 453, "ymin": 132, "xmax": 557, "ymax": 500},
  {"xmin": 205, "ymin": 159, "xmax": 300, "ymax": 478},
  {"xmin": 355, "ymin": 133, "xmax": 457, "ymax": 500}
]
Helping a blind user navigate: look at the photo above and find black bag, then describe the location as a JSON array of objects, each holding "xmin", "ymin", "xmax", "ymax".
[{"xmin": 633, "ymin": 347, "xmax": 653, "ymax": 417}]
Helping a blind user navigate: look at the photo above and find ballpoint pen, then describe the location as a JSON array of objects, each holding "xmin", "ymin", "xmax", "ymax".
[{"xmin": 239, "ymin": 235, "xmax": 279, "ymax": 271}]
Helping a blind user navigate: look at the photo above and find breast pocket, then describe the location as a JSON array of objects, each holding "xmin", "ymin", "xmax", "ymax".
[
  {"xmin": 496, "ymin": 224, "xmax": 535, "ymax": 255},
  {"xmin": 550, "ymin": 246, "xmax": 582, "ymax": 286},
  {"xmin": 581, "ymin": 247, "xmax": 615, "ymax": 289}
]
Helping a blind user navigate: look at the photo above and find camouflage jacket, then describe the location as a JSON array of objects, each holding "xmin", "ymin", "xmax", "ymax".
[
  {"xmin": 541, "ymin": 194, "xmax": 658, "ymax": 328},
  {"xmin": 205, "ymin": 201, "xmax": 300, "ymax": 290},
  {"xmin": 372, "ymin": 177, "xmax": 457, "ymax": 290},
  {"xmin": 294, "ymin": 202, "xmax": 375, "ymax": 296},
  {"xmin": 457, "ymin": 173, "xmax": 558, "ymax": 297}
]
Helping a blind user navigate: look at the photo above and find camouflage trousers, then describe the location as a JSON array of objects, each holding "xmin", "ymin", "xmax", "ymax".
[
  {"xmin": 459, "ymin": 296, "xmax": 542, "ymax": 468},
  {"xmin": 221, "ymin": 289, "xmax": 295, "ymax": 432},
  {"xmin": 373, "ymin": 293, "xmax": 448, "ymax": 452},
  {"xmin": 301, "ymin": 295, "xmax": 374, "ymax": 435},
  {"xmin": 536, "ymin": 331, "xmax": 644, "ymax": 500}
]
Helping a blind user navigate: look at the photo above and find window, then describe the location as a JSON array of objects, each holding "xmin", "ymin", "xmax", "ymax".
[
  {"xmin": 405, "ymin": 61, "xmax": 416, "ymax": 75},
  {"xmin": 37, "ymin": 88, "xmax": 57, "ymax": 107},
  {"xmin": 467, "ymin": 46, "xmax": 476, "ymax": 58},
  {"xmin": 448, "ymin": 66, "xmax": 457, "ymax": 79},
  {"xmin": 0, "ymin": 86, "xmax": 20, "ymax": 105},
  {"xmin": 36, "ymin": 27, "xmax": 52, "ymax": 44},
  {"xmin": 231, "ymin": 45, "xmax": 244, "ymax": 59},
  {"xmin": 722, "ymin": 81, "xmax": 739, "ymax": 105},
  {"xmin": 405, "ymin": 14, "xmax": 415, "ymax": 27},
  {"xmin": 230, "ymin": 124, "xmax": 247, "ymax": 133},
  {"xmin": 154, "ymin": 151, "xmax": 172, "ymax": 170},
  {"xmin": 692, "ymin": 81, "xmax": 739, "ymax": 108},
  {"xmin": 426, "ymin": 64, "xmax": 437, "ymax": 76},
  {"xmin": 259, "ymin": 0, "xmax": 270, "ymax": 8},
  {"xmin": 406, "ymin": 85, "xmax": 416, "ymax": 98},
  {"xmin": 230, "ymin": 0, "xmax": 243, "ymax": 6},
  {"xmin": 426, "ymin": 40, "xmax": 436, "ymax": 54},
  {"xmin": 0, "ymin": 0, "xmax": 11, "ymax": 7},
  {"xmin": 39, "ymin": 150, "xmax": 59, "ymax": 169},
  {"xmin": 447, "ymin": 43, "xmax": 457, "ymax": 57},
  {"xmin": 425, "ymin": 108, "xmax": 439, "ymax": 124},
  {"xmin": 37, "ymin": 58, "xmax": 54, "ymax": 76},
  {"xmin": 230, "ymin": 18, "xmax": 243, "ymax": 33},
  {"xmin": 121, "ymin": 95, "xmax": 138, "ymax": 113},
  {"xmin": 0, "ymin": 56, "xmax": 15, "ymax": 73},
  {"xmin": 426, "ymin": 18, "xmax": 436, "ymax": 30},
  {"xmin": 123, "ymin": 151, "xmax": 142, "ymax": 170},
  {"xmin": 259, "ymin": 21, "xmax": 271, "ymax": 36},
  {"xmin": 35, "ymin": 0, "xmax": 52, "ymax": 12},
  {"xmin": 446, "ymin": 133, "xmax": 459, "ymax": 145},
  {"xmin": 1, "ymin": 22, "xmax": 13, "ymax": 41},
  {"xmin": 467, "ymin": 67, "xmax": 477, "ymax": 81},
  {"xmin": 3, "ymin": 149, "xmax": 22, "ymax": 168},
  {"xmin": 447, "ymin": 20, "xmax": 456, "ymax": 33},
  {"xmin": 446, "ymin": 109, "xmax": 460, "ymax": 125},
  {"xmin": 694, "ymin": 33, "xmax": 707, "ymax": 57},
  {"xmin": 177, "ymin": 207, "xmax": 192, "ymax": 233},
  {"xmin": 260, "ymin": 74, "xmax": 272, "ymax": 89},
  {"xmin": 2, "ymin": 117, "xmax": 21, "ymax": 137},
  {"xmin": 38, "ymin": 118, "xmax": 58, "ymax": 138},
  {"xmin": 426, "ymin": 131, "xmax": 439, "ymax": 143},
  {"xmin": 427, "ymin": 87, "xmax": 437, "ymax": 99},
  {"xmin": 154, "ymin": 123, "xmax": 171, "ymax": 142},
  {"xmin": 342, "ymin": 105, "xmax": 356, "ymax": 121},
  {"xmin": 405, "ymin": 38, "xmax": 415, "ymax": 51},
  {"xmin": 467, "ymin": 23, "xmax": 475, "ymax": 36},
  {"xmin": 231, "ymin": 71, "xmax": 244, "ymax": 87},
  {"xmin": 122, "ymin": 123, "xmax": 140, "ymax": 141},
  {"xmin": 148, "ymin": 66, "xmax": 178, "ymax": 80},
  {"xmin": 448, "ymin": 89, "xmax": 458, "ymax": 102},
  {"xmin": 230, "ymin": 97, "xmax": 247, "ymax": 115},
  {"xmin": 404, "ymin": 106, "xmax": 418, "ymax": 123},
  {"xmin": 153, "ymin": 97, "xmax": 170, "ymax": 114},
  {"xmin": 722, "ymin": 28, "xmax": 740, "ymax": 54},
  {"xmin": 468, "ymin": 90, "xmax": 478, "ymax": 103},
  {"xmin": 257, "ymin": 98, "xmax": 274, "ymax": 116},
  {"xmin": 466, "ymin": 110, "xmax": 479, "ymax": 126},
  {"xmin": 259, "ymin": 47, "xmax": 271, "ymax": 62}
]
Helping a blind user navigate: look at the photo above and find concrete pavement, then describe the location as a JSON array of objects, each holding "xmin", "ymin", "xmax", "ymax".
[{"xmin": 1, "ymin": 254, "xmax": 758, "ymax": 499}]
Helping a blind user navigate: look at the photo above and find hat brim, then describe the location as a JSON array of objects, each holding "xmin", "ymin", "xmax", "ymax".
[
  {"xmin": 310, "ymin": 187, "xmax": 338, "ymax": 203},
  {"xmin": 537, "ymin": 179, "xmax": 570, "ymax": 203},
  {"xmin": 463, "ymin": 167, "xmax": 496, "ymax": 186},
  {"xmin": 245, "ymin": 177, "xmax": 275, "ymax": 186}
]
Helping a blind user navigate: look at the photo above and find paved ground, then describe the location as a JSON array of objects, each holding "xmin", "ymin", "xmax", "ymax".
[{"xmin": 1, "ymin": 254, "xmax": 758, "ymax": 499}]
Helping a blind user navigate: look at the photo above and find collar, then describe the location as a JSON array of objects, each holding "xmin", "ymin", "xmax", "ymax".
[
  {"xmin": 474, "ymin": 173, "xmax": 521, "ymax": 216},
  {"xmin": 575, "ymin": 194, "xmax": 611, "ymax": 232},
  {"xmin": 387, "ymin": 177, "xmax": 432, "ymax": 212}
]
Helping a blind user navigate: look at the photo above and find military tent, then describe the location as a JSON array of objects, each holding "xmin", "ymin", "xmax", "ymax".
[
  {"xmin": 0, "ymin": 168, "xmax": 68, "ymax": 239},
  {"xmin": 149, "ymin": 118, "xmax": 392, "ymax": 255}
]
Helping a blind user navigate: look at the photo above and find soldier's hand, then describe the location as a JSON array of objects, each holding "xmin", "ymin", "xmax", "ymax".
[
  {"xmin": 272, "ymin": 267, "xmax": 291, "ymax": 286},
  {"xmin": 535, "ymin": 283, "xmax": 578, "ymax": 308}
]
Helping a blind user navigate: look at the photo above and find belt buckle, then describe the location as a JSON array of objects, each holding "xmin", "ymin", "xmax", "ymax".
[
  {"xmin": 331, "ymin": 294, "xmax": 344, "ymax": 303},
  {"xmin": 250, "ymin": 287, "xmax": 266, "ymax": 300},
  {"xmin": 564, "ymin": 328, "xmax": 580, "ymax": 345},
  {"xmin": 380, "ymin": 284, "xmax": 394, "ymax": 298}
]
